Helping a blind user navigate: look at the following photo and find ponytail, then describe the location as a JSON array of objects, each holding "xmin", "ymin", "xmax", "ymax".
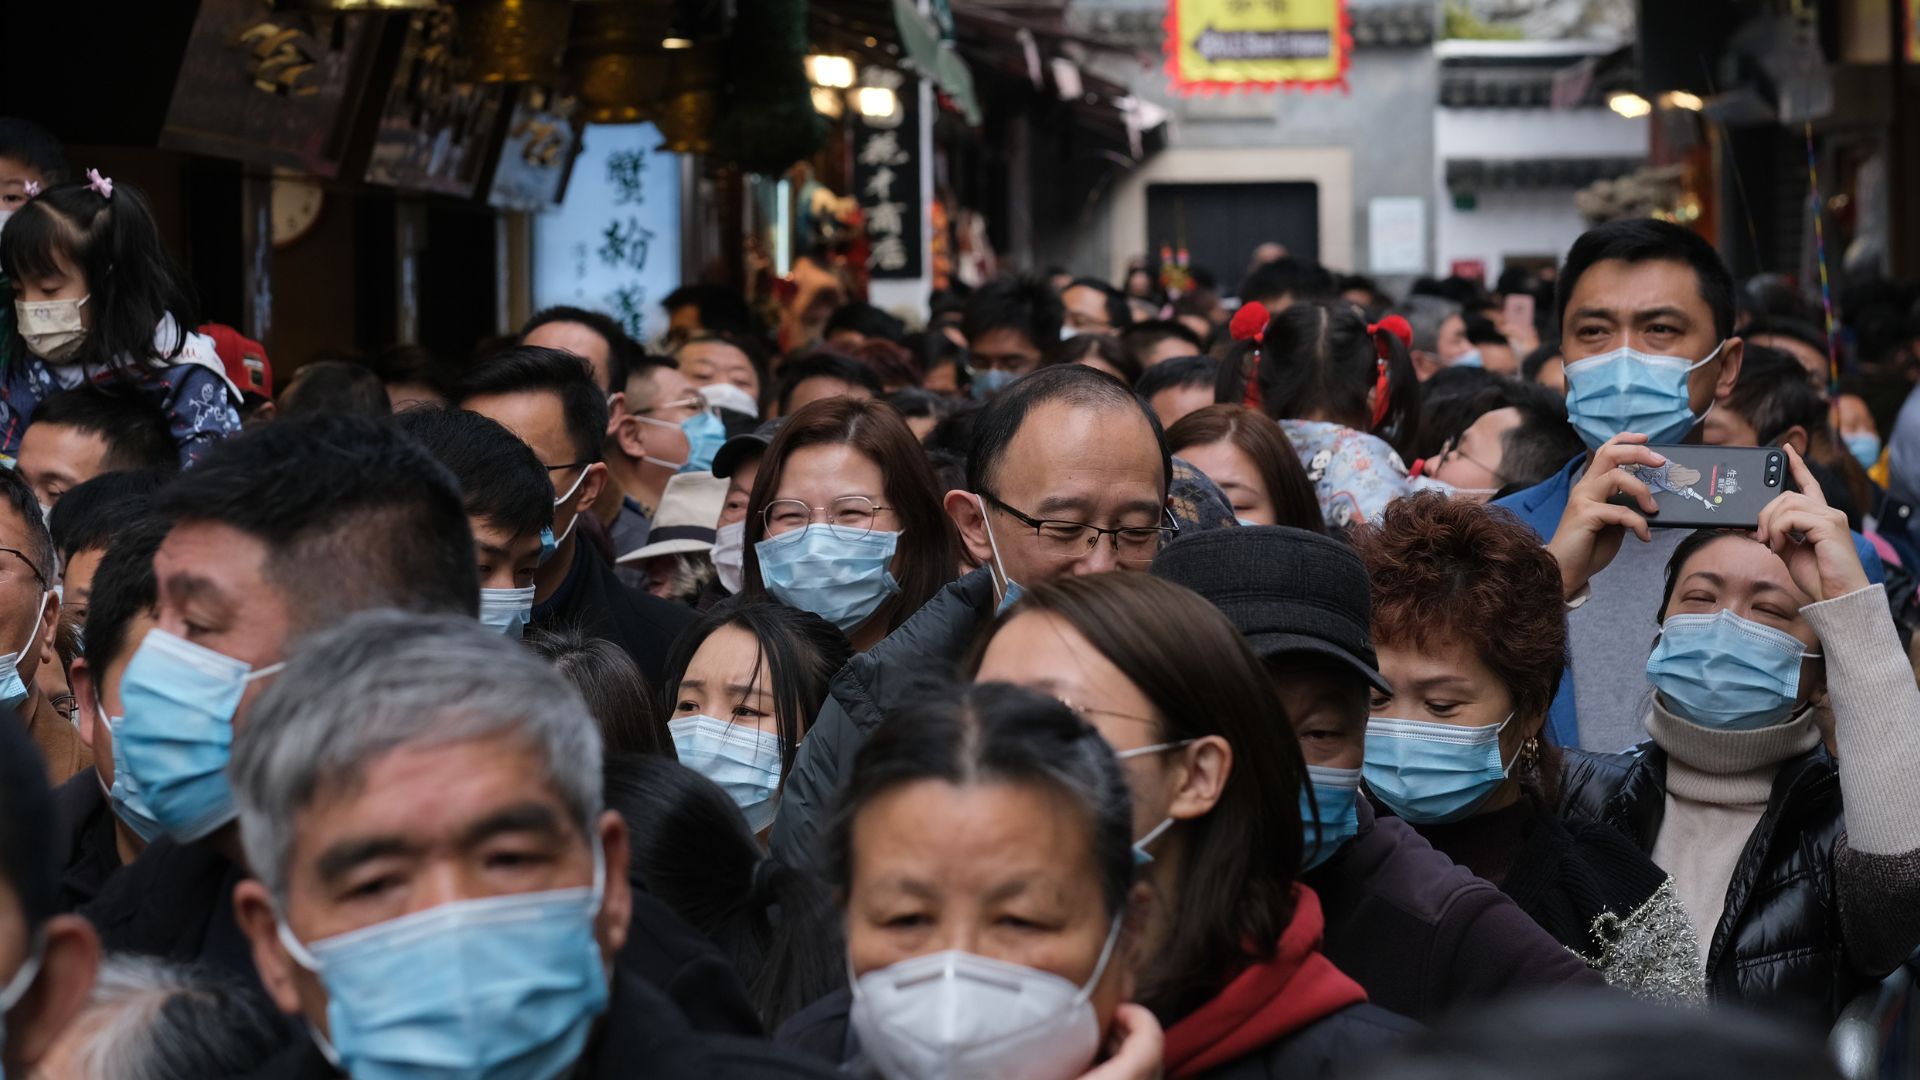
[{"xmin": 1367, "ymin": 315, "xmax": 1421, "ymax": 459}]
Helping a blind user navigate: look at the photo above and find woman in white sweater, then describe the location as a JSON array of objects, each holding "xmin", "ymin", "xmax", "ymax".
[{"xmin": 1553, "ymin": 441, "xmax": 1920, "ymax": 1022}]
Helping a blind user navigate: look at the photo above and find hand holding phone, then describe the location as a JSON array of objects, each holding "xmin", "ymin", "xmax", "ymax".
[
  {"xmin": 1545, "ymin": 434, "xmax": 1664, "ymax": 601},
  {"xmin": 1754, "ymin": 444, "xmax": 1868, "ymax": 603}
]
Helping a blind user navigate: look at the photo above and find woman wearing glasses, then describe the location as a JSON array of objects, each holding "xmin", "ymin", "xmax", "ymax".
[
  {"xmin": 741, "ymin": 396, "xmax": 958, "ymax": 652},
  {"xmin": 971, "ymin": 572, "xmax": 1414, "ymax": 1076}
]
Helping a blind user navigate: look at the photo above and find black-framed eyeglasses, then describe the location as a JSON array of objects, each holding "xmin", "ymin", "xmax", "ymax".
[
  {"xmin": 544, "ymin": 462, "xmax": 592, "ymax": 473},
  {"xmin": 981, "ymin": 493, "xmax": 1178, "ymax": 565},
  {"xmin": 0, "ymin": 547, "xmax": 47, "ymax": 588},
  {"xmin": 761, "ymin": 496, "xmax": 892, "ymax": 544},
  {"xmin": 1436, "ymin": 437, "xmax": 1497, "ymax": 477}
]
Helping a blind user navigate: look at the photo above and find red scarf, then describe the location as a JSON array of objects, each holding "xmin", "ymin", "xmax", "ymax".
[{"xmin": 1161, "ymin": 886, "xmax": 1368, "ymax": 1079}]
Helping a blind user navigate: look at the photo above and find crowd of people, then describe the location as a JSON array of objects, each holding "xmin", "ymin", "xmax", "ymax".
[{"xmin": 0, "ymin": 114, "xmax": 1917, "ymax": 1079}]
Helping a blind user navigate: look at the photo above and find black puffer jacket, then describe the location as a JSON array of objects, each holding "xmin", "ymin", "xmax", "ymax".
[{"xmin": 1561, "ymin": 744, "xmax": 1861, "ymax": 1024}]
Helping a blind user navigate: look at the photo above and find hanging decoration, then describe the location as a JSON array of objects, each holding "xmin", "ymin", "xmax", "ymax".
[
  {"xmin": 1165, "ymin": 0, "xmax": 1351, "ymax": 94},
  {"xmin": 456, "ymin": 0, "xmax": 572, "ymax": 83},
  {"xmin": 568, "ymin": 1, "xmax": 672, "ymax": 124},
  {"xmin": 711, "ymin": 0, "xmax": 826, "ymax": 175}
]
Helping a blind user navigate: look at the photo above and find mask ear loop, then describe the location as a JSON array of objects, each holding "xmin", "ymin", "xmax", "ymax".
[{"xmin": 975, "ymin": 494, "xmax": 1015, "ymax": 604}]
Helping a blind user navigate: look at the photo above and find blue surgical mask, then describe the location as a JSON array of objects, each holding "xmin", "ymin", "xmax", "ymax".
[
  {"xmin": 1563, "ymin": 342, "xmax": 1724, "ymax": 450},
  {"xmin": 116, "ymin": 629, "xmax": 284, "ymax": 842},
  {"xmin": 0, "ymin": 591, "xmax": 49, "ymax": 713},
  {"xmin": 1846, "ymin": 431, "xmax": 1882, "ymax": 470},
  {"xmin": 1646, "ymin": 609, "xmax": 1818, "ymax": 731},
  {"xmin": 756, "ymin": 525, "xmax": 901, "ymax": 633},
  {"xmin": 975, "ymin": 494, "xmax": 1024, "ymax": 613},
  {"xmin": 477, "ymin": 586, "xmax": 536, "ymax": 638},
  {"xmin": 1299, "ymin": 764, "xmax": 1363, "ymax": 870},
  {"xmin": 670, "ymin": 714, "xmax": 785, "ymax": 832},
  {"xmin": 277, "ymin": 847, "xmax": 609, "ymax": 1080},
  {"xmin": 1363, "ymin": 714, "xmax": 1512, "ymax": 825},
  {"xmin": 537, "ymin": 525, "xmax": 557, "ymax": 567},
  {"xmin": 1452, "ymin": 349, "xmax": 1483, "ymax": 369},
  {"xmin": 970, "ymin": 368, "xmax": 1018, "ymax": 401},
  {"xmin": 1235, "ymin": 516, "xmax": 1258, "ymax": 527},
  {"xmin": 97, "ymin": 703, "xmax": 167, "ymax": 844},
  {"xmin": 679, "ymin": 410, "xmax": 728, "ymax": 474}
]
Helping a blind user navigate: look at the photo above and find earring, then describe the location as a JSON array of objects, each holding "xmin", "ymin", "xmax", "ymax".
[{"xmin": 1519, "ymin": 736, "xmax": 1540, "ymax": 777}]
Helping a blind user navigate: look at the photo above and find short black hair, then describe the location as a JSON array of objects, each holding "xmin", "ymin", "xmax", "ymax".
[
  {"xmin": 0, "ymin": 118, "xmax": 70, "ymax": 184},
  {"xmin": 1065, "ymin": 278, "xmax": 1133, "ymax": 330},
  {"xmin": 967, "ymin": 364, "xmax": 1170, "ymax": 497},
  {"xmin": 1135, "ymin": 354, "xmax": 1220, "ymax": 400},
  {"xmin": 1119, "ymin": 320, "xmax": 1204, "ymax": 373},
  {"xmin": 774, "ymin": 352, "xmax": 884, "ymax": 416},
  {"xmin": 454, "ymin": 346, "xmax": 609, "ymax": 465},
  {"xmin": 152, "ymin": 415, "xmax": 478, "ymax": 629},
  {"xmin": 1558, "ymin": 218, "xmax": 1735, "ymax": 342},
  {"xmin": 1741, "ymin": 317, "xmax": 1828, "ymax": 359},
  {"xmin": 962, "ymin": 278, "xmax": 1064, "ymax": 351},
  {"xmin": 662, "ymin": 284, "xmax": 754, "ymax": 337},
  {"xmin": 0, "ymin": 466, "xmax": 52, "ymax": 587},
  {"xmin": 1497, "ymin": 398, "xmax": 1586, "ymax": 493},
  {"xmin": 825, "ymin": 302, "xmax": 907, "ymax": 344},
  {"xmin": 365, "ymin": 344, "xmax": 459, "ymax": 401},
  {"xmin": 1238, "ymin": 257, "xmax": 1335, "ymax": 307},
  {"xmin": 1724, "ymin": 346, "xmax": 1827, "ymax": 445},
  {"xmin": 1463, "ymin": 313, "xmax": 1509, "ymax": 347},
  {"xmin": 80, "ymin": 513, "xmax": 168, "ymax": 675},
  {"xmin": 0, "ymin": 702, "xmax": 57, "ymax": 932},
  {"xmin": 1520, "ymin": 340, "xmax": 1562, "ymax": 382},
  {"xmin": 394, "ymin": 406, "xmax": 553, "ymax": 541},
  {"xmin": 27, "ymin": 387, "xmax": 178, "ymax": 473},
  {"xmin": 521, "ymin": 305, "xmax": 637, "ymax": 393},
  {"xmin": 48, "ymin": 468, "xmax": 171, "ymax": 565},
  {"xmin": 277, "ymin": 361, "xmax": 393, "ymax": 420}
]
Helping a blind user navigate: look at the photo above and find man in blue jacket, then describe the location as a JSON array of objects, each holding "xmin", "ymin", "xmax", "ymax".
[{"xmin": 1495, "ymin": 219, "xmax": 1879, "ymax": 752}]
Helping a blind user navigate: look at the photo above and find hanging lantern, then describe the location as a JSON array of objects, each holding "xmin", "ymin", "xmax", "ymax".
[
  {"xmin": 651, "ymin": 46, "xmax": 719, "ymax": 150},
  {"xmin": 272, "ymin": 0, "xmax": 437, "ymax": 10},
  {"xmin": 568, "ymin": 0, "xmax": 674, "ymax": 123},
  {"xmin": 456, "ymin": 0, "xmax": 573, "ymax": 83}
]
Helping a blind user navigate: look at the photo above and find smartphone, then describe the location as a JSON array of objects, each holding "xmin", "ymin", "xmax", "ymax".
[
  {"xmin": 1605, "ymin": 445, "xmax": 1795, "ymax": 529},
  {"xmin": 1502, "ymin": 293, "xmax": 1535, "ymax": 337}
]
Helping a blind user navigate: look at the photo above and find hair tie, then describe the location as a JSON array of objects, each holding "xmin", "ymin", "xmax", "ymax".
[
  {"xmin": 21, "ymin": 180, "xmax": 39, "ymax": 197},
  {"xmin": 1229, "ymin": 303, "xmax": 1269, "ymax": 344},
  {"xmin": 751, "ymin": 857, "xmax": 780, "ymax": 897},
  {"xmin": 1367, "ymin": 315, "xmax": 1412, "ymax": 352},
  {"xmin": 85, "ymin": 168, "xmax": 113, "ymax": 200}
]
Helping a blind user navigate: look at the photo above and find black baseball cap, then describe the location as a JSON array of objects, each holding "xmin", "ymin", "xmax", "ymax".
[
  {"xmin": 712, "ymin": 418, "xmax": 784, "ymax": 479},
  {"xmin": 1151, "ymin": 525, "xmax": 1390, "ymax": 694}
]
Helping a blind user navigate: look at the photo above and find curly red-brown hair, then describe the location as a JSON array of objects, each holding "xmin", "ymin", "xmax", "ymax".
[{"xmin": 1352, "ymin": 492, "xmax": 1568, "ymax": 729}]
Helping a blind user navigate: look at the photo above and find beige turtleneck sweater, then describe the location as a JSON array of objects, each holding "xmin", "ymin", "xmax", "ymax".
[{"xmin": 1646, "ymin": 583, "xmax": 1920, "ymax": 966}]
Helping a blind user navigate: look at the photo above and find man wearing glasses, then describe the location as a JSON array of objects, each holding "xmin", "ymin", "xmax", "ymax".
[
  {"xmin": 0, "ymin": 466, "xmax": 77, "ymax": 785},
  {"xmin": 770, "ymin": 365, "xmax": 1172, "ymax": 866}
]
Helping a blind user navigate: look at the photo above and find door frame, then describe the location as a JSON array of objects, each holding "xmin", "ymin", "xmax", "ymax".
[{"xmin": 1109, "ymin": 147, "xmax": 1354, "ymax": 284}]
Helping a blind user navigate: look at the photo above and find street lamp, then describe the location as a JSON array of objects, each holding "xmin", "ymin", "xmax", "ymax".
[
  {"xmin": 807, "ymin": 54, "xmax": 856, "ymax": 89},
  {"xmin": 1607, "ymin": 91, "xmax": 1652, "ymax": 119}
]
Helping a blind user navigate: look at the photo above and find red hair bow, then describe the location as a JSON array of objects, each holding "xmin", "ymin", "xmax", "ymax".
[
  {"xmin": 1230, "ymin": 304, "xmax": 1270, "ymax": 409},
  {"xmin": 1363, "ymin": 316, "xmax": 1409, "ymax": 429},
  {"xmin": 1368, "ymin": 315, "xmax": 1412, "ymax": 351}
]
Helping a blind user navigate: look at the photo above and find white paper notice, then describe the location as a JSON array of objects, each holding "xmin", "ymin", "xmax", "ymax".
[{"xmin": 1368, "ymin": 197, "xmax": 1426, "ymax": 275}]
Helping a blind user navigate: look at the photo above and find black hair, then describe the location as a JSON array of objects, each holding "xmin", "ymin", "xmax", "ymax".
[
  {"xmin": 1237, "ymin": 257, "xmax": 1335, "ymax": 307},
  {"xmin": 152, "ymin": 415, "xmax": 478, "ymax": 628},
  {"xmin": 0, "ymin": 466, "xmax": 52, "ymax": 587},
  {"xmin": 1409, "ymin": 367, "xmax": 1499, "ymax": 461},
  {"xmin": 276, "ymin": 361, "xmax": 393, "ymax": 420},
  {"xmin": 922, "ymin": 400, "xmax": 982, "ymax": 458},
  {"xmin": 908, "ymin": 331, "xmax": 971, "ymax": 393},
  {"xmin": 1558, "ymin": 218, "xmax": 1735, "ymax": 342},
  {"xmin": 1243, "ymin": 301, "xmax": 1422, "ymax": 459},
  {"xmin": 824, "ymin": 301, "xmax": 907, "ymax": 344},
  {"xmin": 1463, "ymin": 313, "xmax": 1508, "ymax": 347},
  {"xmin": 0, "ymin": 703, "xmax": 57, "ymax": 931},
  {"xmin": 1119, "ymin": 320, "xmax": 1204, "ymax": 374},
  {"xmin": 1741, "ymin": 317, "xmax": 1828, "ymax": 361},
  {"xmin": 79, "ymin": 513, "xmax": 168, "ymax": 675},
  {"xmin": 1496, "ymin": 395, "xmax": 1585, "ymax": 493},
  {"xmin": 454, "ymin": 345, "xmax": 609, "ymax": 465},
  {"xmin": 1135, "ymin": 354, "xmax": 1219, "ymax": 401},
  {"xmin": 966, "ymin": 364, "xmax": 1171, "ymax": 498},
  {"xmin": 658, "ymin": 597, "xmax": 851, "ymax": 781},
  {"xmin": 662, "ymin": 284, "xmax": 755, "ymax": 337},
  {"xmin": 0, "ymin": 119, "xmax": 70, "ymax": 184},
  {"xmin": 393, "ymin": 406, "xmax": 553, "ymax": 542},
  {"xmin": 365, "ymin": 344, "xmax": 459, "ymax": 402},
  {"xmin": 882, "ymin": 387, "xmax": 955, "ymax": 429},
  {"xmin": 0, "ymin": 178, "xmax": 197, "ymax": 381},
  {"xmin": 27, "ymin": 386, "xmax": 177, "ymax": 474},
  {"xmin": 772, "ymin": 352, "xmax": 883, "ymax": 416},
  {"xmin": 521, "ymin": 305, "xmax": 637, "ymax": 394},
  {"xmin": 1724, "ymin": 346, "xmax": 1827, "ymax": 446},
  {"xmin": 1047, "ymin": 334, "xmax": 1139, "ymax": 386},
  {"xmin": 1520, "ymin": 340, "xmax": 1563, "ymax": 383},
  {"xmin": 1066, "ymin": 278, "xmax": 1133, "ymax": 330},
  {"xmin": 827, "ymin": 680, "xmax": 1136, "ymax": 922},
  {"xmin": 961, "ymin": 278, "xmax": 1064, "ymax": 351},
  {"xmin": 606, "ymin": 753, "xmax": 842, "ymax": 1030},
  {"xmin": 528, "ymin": 628, "xmax": 668, "ymax": 757},
  {"xmin": 48, "ymin": 468, "xmax": 170, "ymax": 565}
]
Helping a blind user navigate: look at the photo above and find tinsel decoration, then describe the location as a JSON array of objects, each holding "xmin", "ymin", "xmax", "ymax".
[{"xmin": 710, "ymin": 0, "xmax": 826, "ymax": 175}]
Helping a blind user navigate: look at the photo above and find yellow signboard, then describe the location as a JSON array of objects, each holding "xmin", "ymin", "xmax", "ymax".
[{"xmin": 1166, "ymin": 0, "xmax": 1350, "ymax": 93}]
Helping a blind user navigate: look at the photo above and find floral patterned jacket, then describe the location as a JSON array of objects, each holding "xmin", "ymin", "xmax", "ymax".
[{"xmin": 1282, "ymin": 419, "xmax": 1442, "ymax": 529}]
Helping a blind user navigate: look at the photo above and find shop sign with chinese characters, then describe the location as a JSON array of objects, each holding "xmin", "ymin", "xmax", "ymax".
[
  {"xmin": 532, "ymin": 123, "xmax": 681, "ymax": 342},
  {"xmin": 851, "ymin": 68, "xmax": 924, "ymax": 280},
  {"xmin": 1165, "ymin": 0, "xmax": 1350, "ymax": 94}
]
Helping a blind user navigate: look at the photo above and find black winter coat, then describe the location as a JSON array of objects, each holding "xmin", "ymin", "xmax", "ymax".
[{"xmin": 1561, "ymin": 744, "xmax": 1866, "ymax": 1024}]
